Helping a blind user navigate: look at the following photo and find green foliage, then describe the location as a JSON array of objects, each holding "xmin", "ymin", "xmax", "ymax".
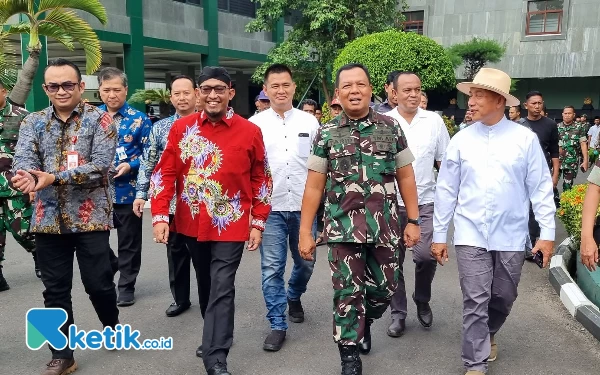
[
  {"xmin": 0, "ymin": 34, "xmax": 18, "ymax": 90},
  {"xmin": 442, "ymin": 115, "xmax": 457, "ymax": 137},
  {"xmin": 320, "ymin": 102, "xmax": 332, "ymax": 124},
  {"xmin": 333, "ymin": 30, "xmax": 456, "ymax": 93},
  {"xmin": 557, "ymin": 184, "xmax": 600, "ymax": 248},
  {"xmin": 447, "ymin": 37, "xmax": 506, "ymax": 80},
  {"xmin": 128, "ymin": 89, "xmax": 171, "ymax": 105},
  {"xmin": 247, "ymin": 0, "xmax": 407, "ymax": 103}
]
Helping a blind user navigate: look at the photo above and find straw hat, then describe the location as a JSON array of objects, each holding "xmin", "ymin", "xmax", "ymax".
[{"xmin": 456, "ymin": 68, "xmax": 520, "ymax": 107}]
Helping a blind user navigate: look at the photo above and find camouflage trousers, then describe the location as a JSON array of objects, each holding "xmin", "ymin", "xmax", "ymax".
[
  {"xmin": 329, "ymin": 242, "xmax": 399, "ymax": 345},
  {"xmin": 559, "ymin": 168, "xmax": 578, "ymax": 191},
  {"xmin": 0, "ymin": 194, "xmax": 35, "ymax": 265}
]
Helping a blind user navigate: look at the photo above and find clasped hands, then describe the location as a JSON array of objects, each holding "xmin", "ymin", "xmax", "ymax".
[{"xmin": 11, "ymin": 170, "xmax": 55, "ymax": 193}]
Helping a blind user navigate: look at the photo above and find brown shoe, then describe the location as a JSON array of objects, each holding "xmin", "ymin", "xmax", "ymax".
[
  {"xmin": 488, "ymin": 335, "xmax": 497, "ymax": 362},
  {"xmin": 41, "ymin": 358, "xmax": 77, "ymax": 375},
  {"xmin": 465, "ymin": 371, "xmax": 485, "ymax": 375}
]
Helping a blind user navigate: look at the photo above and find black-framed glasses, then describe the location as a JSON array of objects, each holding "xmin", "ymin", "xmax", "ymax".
[
  {"xmin": 199, "ymin": 85, "xmax": 228, "ymax": 95},
  {"xmin": 43, "ymin": 82, "xmax": 79, "ymax": 93}
]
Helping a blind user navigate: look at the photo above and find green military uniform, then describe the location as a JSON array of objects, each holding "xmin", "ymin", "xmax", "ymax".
[
  {"xmin": 558, "ymin": 121, "xmax": 587, "ymax": 191},
  {"xmin": 307, "ymin": 109, "xmax": 414, "ymax": 345},
  {"xmin": 0, "ymin": 102, "xmax": 35, "ymax": 267}
]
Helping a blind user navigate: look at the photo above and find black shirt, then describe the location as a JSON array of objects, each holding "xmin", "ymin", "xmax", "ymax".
[{"xmin": 522, "ymin": 116, "xmax": 559, "ymax": 168}]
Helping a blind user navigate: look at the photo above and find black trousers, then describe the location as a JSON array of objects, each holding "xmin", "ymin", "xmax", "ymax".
[
  {"xmin": 36, "ymin": 231, "xmax": 119, "ymax": 359},
  {"xmin": 114, "ymin": 203, "xmax": 143, "ymax": 300},
  {"xmin": 179, "ymin": 235, "xmax": 212, "ymax": 317},
  {"xmin": 528, "ymin": 203, "xmax": 540, "ymax": 249},
  {"xmin": 185, "ymin": 240, "xmax": 243, "ymax": 370}
]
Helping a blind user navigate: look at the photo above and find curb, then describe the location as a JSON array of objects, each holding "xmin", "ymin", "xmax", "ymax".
[{"xmin": 548, "ymin": 238, "xmax": 600, "ymax": 341}]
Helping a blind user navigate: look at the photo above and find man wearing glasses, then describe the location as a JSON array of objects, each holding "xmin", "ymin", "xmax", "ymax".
[
  {"xmin": 12, "ymin": 58, "xmax": 119, "ymax": 375},
  {"xmin": 151, "ymin": 66, "xmax": 272, "ymax": 375},
  {"xmin": 98, "ymin": 67, "xmax": 153, "ymax": 307}
]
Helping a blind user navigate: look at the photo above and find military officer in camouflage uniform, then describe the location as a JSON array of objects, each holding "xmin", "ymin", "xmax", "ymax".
[
  {"xmin": 298, "ymin": 63, "xmax": 420, "ymax": 375},
  {"xmin": 0, "ymin": 81, "xmax": 38, "ymax": 292},
  {"xmin": 558, "ymin": 106, "xmax": 588, "ymax": 191}
]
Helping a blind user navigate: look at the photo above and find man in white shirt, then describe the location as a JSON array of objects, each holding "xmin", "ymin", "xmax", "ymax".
[
  {"xmin": 249, "ymin": 64, "xmax": 320, "ymax": 353},
  {"xmin": 385, "ymin": 72, "xmax": 450, "ymax": 337},
  {"xmin": 432, "ymin": 68, "xmax": 555, "ymax": 375},
  {"xmin": 588, "ymin": 116, "xmax": 600, "ymax": 149}
]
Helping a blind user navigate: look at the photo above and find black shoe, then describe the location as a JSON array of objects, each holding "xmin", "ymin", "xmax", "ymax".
[
  {"xmin": 413, "ymin": 294, "xmax": 433, "ymax": 328},
  {"xmin": 338, "ymin": 344, "xmax": 362, "ymax": 375},
  {"xmin": 263, "ymin": 329, "xmax": 286, "ymax": 352},
  {"xmin": 32, "ymin": 252, "xmax": 41, "ymax": 278},
  {"xmin": 165, "ymin": 302, "xmax": 191, "ymax": 317},
  {"xmin": 207, "ymin": 362, "xmax": 231, "ymax": 375},
  {"xmin": 117, "ymin": 298, "xmax": 135, "ymax": 307},
  {"xmin": 0, "ymin": 266, "xmax": 9, "ymax": 292},
  {"xmin": 387, "ymin": 316, "xmax": 406, "ymax": 337},
  {"xmin": 195, "ymin": 345, "xmax": 203, "ymax": 358},
  {"xmin": 288, "ymin": 298, "xmax": 305, "ymax": 323},
  {"xmin": 359, "ymin": 321, "xmax": 371, "ymax": 355}
]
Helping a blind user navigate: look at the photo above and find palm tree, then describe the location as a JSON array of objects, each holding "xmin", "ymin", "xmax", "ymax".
[
  {"xmin": 0, "ymin": 0, "xmax": 107, "ymax": 106},
  {"xmin": 128, "ymin": 89, "xmax": 172, "ymax": 119}
]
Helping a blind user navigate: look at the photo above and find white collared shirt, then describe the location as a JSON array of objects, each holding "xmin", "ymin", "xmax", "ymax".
[
  {"xmin": 588, "ymin": 124, "xmax": 600, "ymax": 148},
  {"xmin": 433, "ymin": 117, "xmax": 556, "ymax": 251},
  {"xmin": 249, "ymin": 107, "xmax": 320, "ymax": 212},
  {"xmin": 386, "ymin": 107, "xmax": 450, "ymax": 206}
]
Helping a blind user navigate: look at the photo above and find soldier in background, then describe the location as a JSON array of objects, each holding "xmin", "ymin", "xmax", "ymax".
[
  {"xmin": 0, "ymin": 80, "xmax": 38, "ymax": 292},
  {"xmin": 373, "ymin": 70, "xmax": 400, "ymax": 113},
  {"xmin": 558, "ymin": 106, "xmax": 588, "ymax": 191},
  {"xmin": 298, "ymin": 63, "xmax": 420, "ymax": 375},
  {"xmin": 330, "ymin": 97, "xmax": 343, "ymax": 118}
]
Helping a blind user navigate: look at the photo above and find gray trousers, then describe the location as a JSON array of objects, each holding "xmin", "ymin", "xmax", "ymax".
[
  {"xmin": 390, "ymin": 203, "xmax": 437, "ymax": 319},
  {"xmin": 456, "ymin": 245, "xmax": 525, "ymax": 373}
]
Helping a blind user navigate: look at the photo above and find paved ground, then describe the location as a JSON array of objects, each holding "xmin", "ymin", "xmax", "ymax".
[{"xmin": 2, "ymin": 178, "xmax": 600, "ymax": 374}]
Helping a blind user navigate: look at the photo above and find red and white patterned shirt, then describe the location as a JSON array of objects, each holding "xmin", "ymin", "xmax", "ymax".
[{"xmin": 150, "ymin": 109, "xmax": 272, "ymax": 241}]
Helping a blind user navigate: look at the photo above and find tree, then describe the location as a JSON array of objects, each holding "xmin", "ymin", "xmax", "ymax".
[
  {"xmin": 247, "ymin": 0, "xmax": 406, "ymax": 104},
  {"xmin": 333, "ymin": 30, "xmax": 456, "ymax": 94},
  {"xmin": 446, "ymin": 37, "xmax": 506, "ymax": 80},
  {"xmin": 128, "ymin": 88, "xmax": 171, "ymax": 119},
  {"xmin": 0, "ymin": 33, "xmax": 18, "ymax": 90},
  {"xmin": 0, "ymin": 0, "xmax": 108, "ymax": 106}
]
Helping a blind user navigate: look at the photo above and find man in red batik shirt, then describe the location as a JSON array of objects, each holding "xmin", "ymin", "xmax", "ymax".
[{"xmin": 151, "ymin": 67, "xmax": 272, "ymax": 375}]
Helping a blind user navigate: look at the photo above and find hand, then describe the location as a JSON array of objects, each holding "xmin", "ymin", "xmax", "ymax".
[
  {"xmin": 532, "ymin": 239, "xmax": 554, "ymax": 268},
  {"xmin": 431, "ymin": 243, "xmax": 449, "ymax": 266},
  {"xmin": 133, "ymin": 199, "xmax": 145, "ymax": 218},
  {"xmin": 247, "ymin": 228, "xmax": 262, "ymax": 251},
  {"xmin": 581, "ymin": 162, "xmax": 589, "ymax": 173},
  {"xmin": 404, "ymin": 223, "xmax": 421, "ymax": 248},
  {"xmin": 299, "ymin": 231, "xmax": 316, "ymax": 261},
  {"xmin": 29, "ymin": 192, "xmax": 35, "ymax": 202},
  {"xmin": 29, "ymin": 170, "xmax": 56, "ymax": 191},
  {"xmin": 11, "ymin": 170, "xmax": 36, "ymax": 194},
  {"xmin": 153, "ymin": 223, "xmax": 169, "ymax": 244},
  {"xmin": 580, "ymin": 235, "xmax": 599, "ymax": 271},
  {"xmin": 114, "ymin": 163, "xmax": 131, "ymax": 178},
  {"xmin": 552, "ymin": 174, "xmax": 559, "ymax": 187}
]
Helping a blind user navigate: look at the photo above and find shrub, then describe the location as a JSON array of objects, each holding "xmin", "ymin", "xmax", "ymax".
[
  {"xmin": 557, "ymin": 184, "xmax": 600, "ymax": 248},
  {"xmin": 333, "ymin": 30, "xmax": 456, "ymax": 94}
]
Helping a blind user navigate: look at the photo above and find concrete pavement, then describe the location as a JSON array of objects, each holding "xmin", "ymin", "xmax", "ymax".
[{"xmin": 1, "ymin": 213, "xmax": 600, "ymax": 374}]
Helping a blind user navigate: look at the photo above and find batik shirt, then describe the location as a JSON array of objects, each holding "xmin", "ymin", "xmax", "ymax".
[
  {"xmin": 13, "ymin": 103, "xmax": 117, "ymax": 234},
  {"xmin": 150, "ymin": 109, "xmax": 272, "ymax": 241},
  {"xmin": 0, "ymin": 102, "xmax": 28, "ymax": 198},
  {"xmin": 307, "ymin": 109, "xmax": 414, "ymax": 245},
  {"xmin": 136, "ymin": 113, "xmax": 182, "ymax": 214},
  {"xmin": 98, "ymin": 103, "xmax": 152, "ymax": 204}
]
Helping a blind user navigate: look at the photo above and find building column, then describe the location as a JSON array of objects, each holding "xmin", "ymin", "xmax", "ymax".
[
  {"xmin": 272, "ymin": 18, "xmax": 284, "ymax": 45},
  {"xmin": 202, "ymin": 0, "xmax": 219, "ymax": 67},
  {"xmin": 20, "ymin": 32, "xmax": 48, "ymax": 111},
  {"xmin": 125, "ymin": 0, "xmax": 145, "ymax": 111}
]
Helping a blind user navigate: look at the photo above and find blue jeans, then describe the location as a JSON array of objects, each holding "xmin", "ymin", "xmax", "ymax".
[{"xmin": 260, "ymin": 211, "xmax": 316, "ymax": 331}]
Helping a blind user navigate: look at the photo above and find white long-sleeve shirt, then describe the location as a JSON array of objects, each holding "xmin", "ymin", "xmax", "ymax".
[
  {"xmin": 249, "ymin": 107, "xmax": 320, "ymax": 212},
  {"xmin": 433, "ymin": 117, "xmax": 556, "ymax": 251}
]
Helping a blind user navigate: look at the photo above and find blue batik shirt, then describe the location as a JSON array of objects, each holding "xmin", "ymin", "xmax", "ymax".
[
  {"xmin": 99, "ymin": 103, "xmax": 152, "ymax": 204},
  {"xmin": 136, "ymin": 113, "xmax": 182, "ymax": 214}
]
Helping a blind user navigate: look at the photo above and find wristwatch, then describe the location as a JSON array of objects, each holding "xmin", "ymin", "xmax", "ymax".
[{"xmin": 407, "ymin": 217, "xmax": 421, "ymax": 225}]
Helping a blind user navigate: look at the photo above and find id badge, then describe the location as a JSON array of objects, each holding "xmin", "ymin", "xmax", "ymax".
[
  {"xmin": 116, "ymin": 146, "xmax": 127, "ymax": 161},
  {"xmin": 67, "ymin": 151, "xmax": 78, "ymax": 170},
  {"xmin": 298, "ymin": 133, "xmax": 310, "ymax": 158}
]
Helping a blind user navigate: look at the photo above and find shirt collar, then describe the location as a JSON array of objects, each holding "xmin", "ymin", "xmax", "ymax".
[
  {"xmin": 267, "ymin": 107, "xmax": 294, "ymax": 120},
  {"xmin": 338, "ymin": 108, "xmax": 376, "ymax": 128},
  {"xmin": 0, "ymin": 102, "xmax": 11, "ymax": 116},
  {"xmin": 98, "ymin": 102, "xmax": 130, "ymax": 117},
  {"xmin": 476, "ymin": 116, "xmax": 509, "ymax": 131},
  {"xmin": 50, "ymin": 101, "xmax": 85, "ymax": 121},
  {"xmin": 199, "ymin": 107, "xmax": 235, "ymax": 127}
]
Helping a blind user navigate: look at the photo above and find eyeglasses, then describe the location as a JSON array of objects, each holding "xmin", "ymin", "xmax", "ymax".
[
  {"xmin": 43, "ymin": 82, "xmax": 79, "ymax": 93},
  {"xmin": 199, "ymin": 85, "xmax": 228, "ymax": 95}
]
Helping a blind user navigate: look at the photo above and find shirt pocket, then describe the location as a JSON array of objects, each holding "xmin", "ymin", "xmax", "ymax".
[
  {"xmin": 370, "ymin": 141, "xmax": 397, "ymax": 176},
  {"xmin": 328, "ymin": 143, "xmax": 357, "ymax": 183}
]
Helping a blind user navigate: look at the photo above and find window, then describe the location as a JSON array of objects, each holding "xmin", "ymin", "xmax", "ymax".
[
  {"xmin": 173, "ymin": 0, "xmax": 202, "ymax": 5},
  {"xmin": 526, "ymin": 0, "xmax": 563, "ymax": 35},
  {"xmin": 402, "ymin": 11, "xmax": 424, "ymax": 35},
  {"xmin": 218, "ymin": 0, "xmax": 257, "ymax": 18}
]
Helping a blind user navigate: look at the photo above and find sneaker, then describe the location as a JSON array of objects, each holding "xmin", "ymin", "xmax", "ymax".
[
  {"xmin": 263, "ymin": 329, "xmax": 286, "ymax": 352},
  {"xmin": 488, "ymin": 335, "xmax": 498, "ymax": 362},
  {"xmin": 41, "ymin": 358, "xmax": 77, "ymax": 375},
  {"xmin": 288, "ymin": 298, "xmax": 305, "ymax": 323}
]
